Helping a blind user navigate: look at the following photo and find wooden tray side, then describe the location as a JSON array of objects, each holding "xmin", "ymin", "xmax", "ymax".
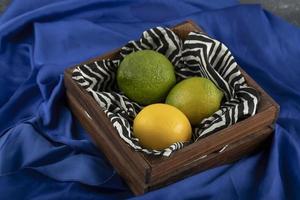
[
  {"xmin": 64, "ymin": 70, "xmax": 151, "ymax": 194},
  {"xmin": 148, "ymin": 126, "xmax": 273, "ymax": 190},
  {"xmin": 147, "ymin": 106, "xmax": 276, "ymax": 182}
]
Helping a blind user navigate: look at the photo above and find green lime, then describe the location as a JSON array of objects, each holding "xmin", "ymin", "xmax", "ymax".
[
  {"xmin": 166, "ymin": 77, "xmax": 223, "ymax": 125},
  {"xmin": 117, "ymin": 50, "xmax": 176, "ymax": 105}
]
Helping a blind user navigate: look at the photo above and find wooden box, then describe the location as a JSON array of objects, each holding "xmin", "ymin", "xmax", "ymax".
[{"xmin": 64, "ymin": 20, "xmax": 279, "ymax": 195}]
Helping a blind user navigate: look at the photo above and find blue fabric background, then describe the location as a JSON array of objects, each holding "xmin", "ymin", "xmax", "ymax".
[{"xmin": 1, "ymin": 0, "xmax": 300, "ymax": 199}]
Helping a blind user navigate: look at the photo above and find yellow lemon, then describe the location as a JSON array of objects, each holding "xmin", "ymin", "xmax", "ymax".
[{"xmin": 133, "ymin": 104, "xmax": 192, "ymax": 150}]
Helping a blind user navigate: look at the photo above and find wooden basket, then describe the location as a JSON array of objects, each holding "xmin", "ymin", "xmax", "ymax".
[{"xmin": 64, "ymin": 20, "xmax": 279, "ymax": 195}]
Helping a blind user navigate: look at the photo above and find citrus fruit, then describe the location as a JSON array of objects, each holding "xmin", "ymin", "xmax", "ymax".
[
  {"xmin": 117, "ymin": 50, "xmax": 176, "ymax": 105},
  {"xmin": 165, "ymin": 77, "xmax": 223, "ymax": 125},
  {"xmin": 133, "ymin": 104, "xmax": 192, "ymax": 150}
]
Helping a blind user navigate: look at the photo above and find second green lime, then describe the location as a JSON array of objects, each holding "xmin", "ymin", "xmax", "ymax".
[
  {"xmin": 166, "ymin": 77, "xmax": 224, "ymax": 125},
  {"xmin": 117, "ymin": 50, "xmax": 176, "ymax": 105}
]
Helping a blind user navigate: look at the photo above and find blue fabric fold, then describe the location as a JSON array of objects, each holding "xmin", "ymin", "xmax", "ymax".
[{"xmin": 1, "ymin": 0, "xmax": 300, "ymax": 199}]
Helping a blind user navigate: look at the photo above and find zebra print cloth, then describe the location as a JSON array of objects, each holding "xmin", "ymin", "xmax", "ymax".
[{"xmin": 72, "ymin": 27, "xmax": 259, "ymax": 157}]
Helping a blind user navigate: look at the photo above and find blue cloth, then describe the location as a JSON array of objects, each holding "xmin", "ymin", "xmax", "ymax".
[{"xmin": 1, "ymin": 0, "xmax": 300, "ymax": 199}]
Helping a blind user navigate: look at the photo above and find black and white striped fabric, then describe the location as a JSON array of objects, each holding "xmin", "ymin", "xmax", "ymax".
[{"xmin": 72, "ymin": 27, "xmax": 259, "ymax": 156}]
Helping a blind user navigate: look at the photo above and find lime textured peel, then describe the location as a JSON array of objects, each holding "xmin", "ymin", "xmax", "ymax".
[{"xmin": 117, "ymin": 50, "xmax": 176, "ymax": 105}]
